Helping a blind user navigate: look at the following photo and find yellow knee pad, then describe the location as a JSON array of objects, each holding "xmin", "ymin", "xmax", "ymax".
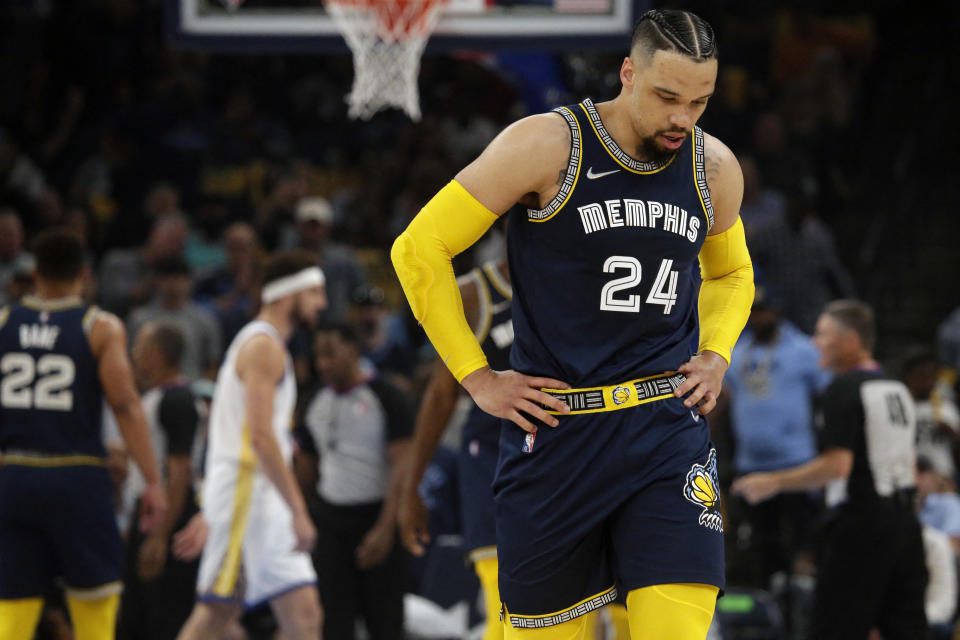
[
  {"xmin": 0, "ymin": 597, "xmax": 44, "ymax": 640},
  {"xmin": 66, "ymin": 592, "xmax": 120, "ymax": 640},
  {"xmin": 626, "ymin": 583, "xmax": 718, "ymax": 640}
]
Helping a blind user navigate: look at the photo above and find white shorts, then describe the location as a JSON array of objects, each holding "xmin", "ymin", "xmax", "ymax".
[{"xmin": 196, "ymin": 460, "xmax": 316, "ymax": 607}]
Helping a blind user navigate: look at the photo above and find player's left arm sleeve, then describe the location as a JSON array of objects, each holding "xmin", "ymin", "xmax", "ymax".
[
  {"xmin": 390, "ymin": 180, "xmax": 499, "ymax": 382},
  {"xmin": 697, "ymin": 216, "xmax": 755, "ymax": 365}
]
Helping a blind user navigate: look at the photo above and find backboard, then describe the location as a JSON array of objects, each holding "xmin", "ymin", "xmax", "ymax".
[{"xmin": 166, "ymin": 0, "xmax": 645, "ymax": 52}]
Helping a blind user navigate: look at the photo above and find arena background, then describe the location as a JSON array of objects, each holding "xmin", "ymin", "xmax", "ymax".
[{"xmin": 1, "ymin": 0, "xmax": 959, "ymax": 639}]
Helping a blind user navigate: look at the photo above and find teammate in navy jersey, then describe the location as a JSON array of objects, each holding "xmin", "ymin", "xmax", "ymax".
[
  {"xmin": 397, "ymin": 257, "xmax": 517, "ymax": 640},
  {"xmin": 0, "ymin": 229, "xmax": 167, "ymax": 640},
  {"xmin": 392, "ymin": 9, "xmax": 754, "ymax": 640}
]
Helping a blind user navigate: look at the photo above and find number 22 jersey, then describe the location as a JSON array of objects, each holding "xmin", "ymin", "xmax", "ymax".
[
  {"xmin": 0, "ymin": 296, "xmax": 104, "ymax": 458},
  {"xmin": 507, "ymin": 98, "xmax": 714, "ymax": 387}
]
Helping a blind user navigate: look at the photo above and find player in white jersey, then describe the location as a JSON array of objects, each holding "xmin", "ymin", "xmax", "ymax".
[{"xmin": 177, "ymin": 250, "xmax": 327, "ymax": 640}]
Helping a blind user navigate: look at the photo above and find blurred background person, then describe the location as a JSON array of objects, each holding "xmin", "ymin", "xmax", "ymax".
[
  {"xmin": 902, "ymin": 350, "xmax": 960, "ymax": 482},
  {"xmin": 719, "ymin": 286, "xmax": 828, "ymax": 605},
  {"xmin": 295, "ymin": 323, "xmax": 412, "ymax": 640},
  {"xmin": 126, "ymin": 255, "xmax": 222, "ymax": 381},
  {"xmin": 118, "ymin": 321, "xmax": 202, "ymax": 640}
]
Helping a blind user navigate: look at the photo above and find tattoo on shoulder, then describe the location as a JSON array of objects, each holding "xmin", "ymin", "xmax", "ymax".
[
  {"xmin": 704, "ymin": 145, "xmax": 722, "ymax": 186},
  {"xmin": 555, "ymin": 169, "xmax": 567, "ymax": 186}
]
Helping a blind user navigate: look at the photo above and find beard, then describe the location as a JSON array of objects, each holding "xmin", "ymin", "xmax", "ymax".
[{"xmin": 638, "ymin": 128, "xmax": 686, "ymax": 163}]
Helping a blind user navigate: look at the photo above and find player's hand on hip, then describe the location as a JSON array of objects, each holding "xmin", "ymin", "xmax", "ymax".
[
  {"xmin": 292, "ymin": 510, "xmax": 317, "ymax": 552},
  {"xmin": 731, "ymin": 473, "xmax": 781, "ymax": 505},
  {"xmin": 173, "ymin": 513, "xmax": 209, "ymax": 561},
  {"xmin": 398, "ymin": 476, "xmax": 430, "ymax": 557},
  {"xmin": 461, "ymin": 367, "xmax": 571, "ymax": 433},
  {"xmin": 139, "ymin": 482, "xmax": 168, "ymax": 534},
  {"xmin": 675, "ymin": 351, "xmax": 728, "ymax": 416}
]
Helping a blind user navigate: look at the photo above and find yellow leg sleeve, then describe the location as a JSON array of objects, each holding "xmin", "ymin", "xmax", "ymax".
[
  {"xmin": 0, "ymin": 597, "xmax": 44, "ymax": 640},
  {"xmin": 602, "ymin": 603, "xmax": 630, "ymax": 640},
  {"xmin": 474, "ymin": 556, "xmax": 504, "ymax": 640},
  {"xmin": 66, "ymin": 593, "xmax": 120, "ymax": 640},
  {"xmin": 626, "ymin": 583, "xmax": 717, "ymax": 640}
]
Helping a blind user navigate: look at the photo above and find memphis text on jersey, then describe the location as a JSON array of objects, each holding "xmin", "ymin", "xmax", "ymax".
[{"xmin": 577, "ymin": 199, "xmax": 700, "ymax": 242}]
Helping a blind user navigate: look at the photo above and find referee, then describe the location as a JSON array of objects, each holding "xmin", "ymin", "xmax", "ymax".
[{"xmin": 733, "ymin": 300, "xmax": 927, "ymax": 639}]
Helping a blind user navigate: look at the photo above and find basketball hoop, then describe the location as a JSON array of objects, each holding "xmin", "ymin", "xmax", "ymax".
[{"xmin": 325, "ymin": 0, "xmax": 449, "ymax": 121}]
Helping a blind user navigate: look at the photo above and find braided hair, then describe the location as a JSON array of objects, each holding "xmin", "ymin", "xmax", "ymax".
[{"xmin": 631, "ymin": 9, "xmax": 717, "ymax": 62}]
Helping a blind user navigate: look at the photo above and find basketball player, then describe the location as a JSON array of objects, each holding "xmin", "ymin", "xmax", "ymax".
[
  {"xmin": 398, "ymin": 257, "xmax": 515, "ymax": 640},
  {"xmin": 391, "ymin": 9, "xmax": 754, "ymax": 639},
  {"xmin": 176, "ymin": 250, "xmax": 326, "ymax": 640},
  {"xmin": 0, "ymin": 229, "xmax": 167, "ymax": 640}
]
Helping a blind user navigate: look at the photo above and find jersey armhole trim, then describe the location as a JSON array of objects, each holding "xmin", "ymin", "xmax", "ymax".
[
  {"xmin": 693, "ymin": 126, "xmax": 716, "ymax": 231},
  {"xmin": 482, "ymin": 261, "xmax": 513, "ymax": 300},
  {"xmin": 0, "ymin": 306, "xmax": 8, "ymax": 330},
  {"xmin": 526, "ymin": 106, "xmax": 582, "ymax": 223},
  {"xmin": 82, "ymin": 306, "xmax": 100, "ymax": 335}
]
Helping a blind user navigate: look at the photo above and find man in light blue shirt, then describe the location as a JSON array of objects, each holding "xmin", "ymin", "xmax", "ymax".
[{"xmin": 724, "ymin": 288, "xmax": 830, "ymax": 587}]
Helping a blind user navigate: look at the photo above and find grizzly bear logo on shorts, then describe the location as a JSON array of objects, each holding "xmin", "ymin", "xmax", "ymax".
[{"xmin": 683, "ymin": 448, "xmax": 723, "ymax": 532}]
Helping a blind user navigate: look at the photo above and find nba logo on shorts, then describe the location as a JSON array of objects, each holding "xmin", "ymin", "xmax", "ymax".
[{"xmin": 522, "ymin": 431, "xmax": 536, "ymax": 453}]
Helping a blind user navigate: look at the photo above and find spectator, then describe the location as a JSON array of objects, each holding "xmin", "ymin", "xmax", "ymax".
[
  {"xmin": 295, "ymin": 324, "xmax": 412, "ymax": 640},
  {"xmin": 917, "ymin": 457, "xmax": 960, "ymax": 552},
  {"xmin": 349, "ymin": 284, "xmax": 420, "ymax": 390},
  {"xmin": 292, "ymin": 196, "xmax": 367, "ymax": 324},
  {"xmin": 118, "ymin": 321, "xmax": 201, "ymax": 640},
  {"xmin": 126, "ymin": 255, "xmax": 222, "ymax": 381},
  {"xmin": 749, "ymin": 177, "xmax": 856, "ymax": 333},
  {"xmin": 722, "ymin": 287, "xmax": 828, "ymax": 588},
  {"xmin": 902, "ymin": 350, "xmax": 960, "ymax": 479},
  {"xmin": 195, "ymin": 221, "xmax": 261, "ymax": 344},
  {"xmin": 98, "ymin": 213, "xmax": 190, "ymax": 316},
  {"xmin": 0, "ymin": 209, "xmax": 30, "ymax": 305}
]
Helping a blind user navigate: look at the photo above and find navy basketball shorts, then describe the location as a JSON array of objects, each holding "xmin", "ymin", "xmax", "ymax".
[
  {"xmin": 0, "ymin": 464, "xmax": 124, "ymax": 599},
  {"xmin": 493, "ymin": 395, "xmax": 724, "ymax": 627},
  {"xmin": 458, "ymin": 435, "xmax": 499, "ymax": 562}
]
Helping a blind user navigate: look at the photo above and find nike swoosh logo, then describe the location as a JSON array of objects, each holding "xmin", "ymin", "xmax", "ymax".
[{"xmin": 586, "ymin": 167, "xmax": 621, "ymax": 180}]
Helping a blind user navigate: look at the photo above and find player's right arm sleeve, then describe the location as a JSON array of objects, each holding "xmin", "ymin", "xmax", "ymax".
[{"xmin": 390, "ymin": 180, "xmax": 499, "ymax": 382}]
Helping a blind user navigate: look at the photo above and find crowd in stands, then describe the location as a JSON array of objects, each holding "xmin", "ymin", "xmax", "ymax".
[{"xmin": 2, "ymin": 1, "xmax": 958, "ymax": 638}]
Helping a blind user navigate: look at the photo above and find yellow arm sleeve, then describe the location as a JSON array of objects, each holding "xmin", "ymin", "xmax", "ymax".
[
  {"xmin": 697, "ymin": 217, "xmax": 755, "ymax": 365},
  {"xmin": 391, "ymin": 180, "xmax": 499, "ymax": 382}
]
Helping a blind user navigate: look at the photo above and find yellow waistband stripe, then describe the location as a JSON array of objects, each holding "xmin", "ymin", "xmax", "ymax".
[
  {"xmin": 0, "ymin": 452, "xmax": 106, "ymax": 467},
  {"xmin": 543, "ymin": 372, "xmax": 684, "ymax": 415}
]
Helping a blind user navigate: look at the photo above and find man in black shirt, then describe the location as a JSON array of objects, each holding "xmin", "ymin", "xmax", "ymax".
[
  {"xmin": 733, "ymin": 300, "xmax": 927, "ymax": 639},
  {"xmin": 118, "ymin": 321, "xmax": 201, "ymax": 640}
]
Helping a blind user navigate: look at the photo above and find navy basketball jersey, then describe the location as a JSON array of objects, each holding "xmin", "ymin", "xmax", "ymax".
[
  {"xmin": 462, "ymin": 261, "xmax": 513, "ymax": 444},
  {"xmin": 0, "ymin": 296, "xmax": 105, "ymax": 457},
  {"xmin": 507, "ymin": 98, "xmax": 714, "ymax": 387}
]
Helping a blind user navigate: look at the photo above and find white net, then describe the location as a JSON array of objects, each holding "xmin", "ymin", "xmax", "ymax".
[{"xmin": 326, "ymin": 0, "xmax": 448, "ymax": 121}]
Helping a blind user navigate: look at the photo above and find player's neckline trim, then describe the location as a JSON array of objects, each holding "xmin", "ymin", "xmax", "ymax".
[
  {"xmin": 580, "ymin": 98, "xmax": 678, "ymax": 174},
  {"xmin": 21, "ymin": 295, "xmax": 84, "ymax": 311}
]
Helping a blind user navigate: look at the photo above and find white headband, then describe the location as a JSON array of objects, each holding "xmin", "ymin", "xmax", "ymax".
[{"xmin": 261, "ymin": 266, "xmax": 325, "ymax": 304}]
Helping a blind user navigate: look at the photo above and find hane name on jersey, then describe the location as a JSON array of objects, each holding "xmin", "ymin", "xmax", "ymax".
[
  {"xmin": 20, "ymin": 324, "xmax": 61, "ymax": 350},
  {"xmin": 577, "ymin": 199, "xmax": 700, "ymax": 242}
]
